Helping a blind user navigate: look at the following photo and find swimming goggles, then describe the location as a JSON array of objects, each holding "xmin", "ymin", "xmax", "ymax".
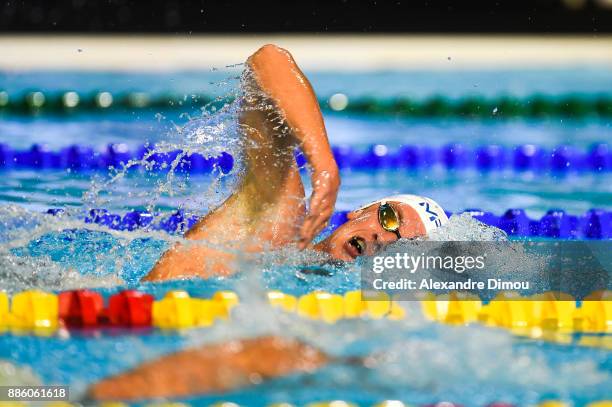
[{"xmin": 378, "ymin": 202, "xmax": 402, "ymax": 239}]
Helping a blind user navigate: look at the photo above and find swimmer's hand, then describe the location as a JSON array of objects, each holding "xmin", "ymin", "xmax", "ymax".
[
  {"xmin": 247, "ymin": 44, "xmax": 340, "ymax": 248},
  {"xmin": 299, "ymin": 166, "xmax": 340, "ymax": 248}
]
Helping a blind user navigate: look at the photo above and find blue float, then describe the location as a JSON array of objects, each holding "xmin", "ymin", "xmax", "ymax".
[
  {"xmin": 513, "ymin": 144, "xmax": 547, "ymax": 171},
  {"xmin": 216, "ymin": 151, "xmax": 234, "ymax": 174},
  {"xmin": 157, "ymin": 210, "xmax": 186, "ymax": 233},
  {"xmin": 498, "ymin": 209, "xmax": 532, "ymax": 236},
  {"xmin": 85, "ymin": 208, "xmax": 109, "ymax": 224},
  {"xmin": 352, "ymin": 144, "xmax": 395, "ymax": 169},
  {"xmin": 294, "ymin": 149, "xmax": 307, "ymax": 168},
  {"xmin": 332, "ymin": 145, "xmax": 354, "ymax": 169},
  {"xmin": 104, "ymin": 143, "xmax": 132, "ymax": 168},
  {"xmin": 84, "ymin": 208, "xmax": 121, "ymax": 228},
  {"xmin": 475, "ymin": 145, "xmax": 506, "ymax": 170},
  {"xmin": 550, "ymin": 145, "xmax": 581, "ymax": 171},
  {"xmin": 29, "ymin": 144, "xmax": 57, "ymax": 168},
  {"xmin": 395, "ymin": 145, "xmax": 421, "ymax": 168},
  {"xmin": 120, "ymin": 211, "xmax": 153, "ymax": 231},
  {"xmin": 539, "ymin": 209, "xmax": 577, "ymax": 238},
  {"xmin": 0, "ymin": 144, "xmax": 13, "ymax": 167},
  {"xmin": 583, "ymin": 209, "xmax": 612, "ymax": 239},
  {"xmin": 61, "ymin": 145, "xmax": 99, "ymax": 170},
  {"xmin": 2, "ymin": 142, "xmax": 609, "ymax": 175},
  {"xmin": 145, "ymin": 149, "xmax": 181, "ymax": 171},
  {"xmin": 188, "ymin": 152, "xmax": 215, "ymax": 173},
  {"xmin": 442, "ymin": 143, "xmax": 472, "ymax": 169},
  {"xmin": 329, "ymin": 210, "xmax": 349, "ymax": 229},
  {"xmin": 44, "ymin": 206, "xmax": 612, "ymax": 239},
  {"xmin": 13, "ymin": 144, "xmax": 58, "ymax": 168},
  {"xmin": 586, "ymin": 143, "xmax": 611, "ymax": 171}
]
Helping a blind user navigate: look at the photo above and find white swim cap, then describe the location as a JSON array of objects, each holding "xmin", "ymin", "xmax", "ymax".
[{"xmin": 357, "ymin": 194, "xmax": 448, "ymax": 234}]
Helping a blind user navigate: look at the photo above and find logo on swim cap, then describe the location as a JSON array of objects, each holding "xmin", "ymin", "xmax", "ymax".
[{"xmin": 419, "ymin": 201, "xmax": 443, "ymax": 227}]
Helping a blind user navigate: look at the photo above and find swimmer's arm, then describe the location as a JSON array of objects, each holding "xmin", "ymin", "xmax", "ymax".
[
  {"xmin": 144, "ymin": 44, "xmax": 338, "ymax": 280},
  {"xmin": 87, "ymin": 336, "xmax": 328, "ymax": 401},
  {"xmin": 192, "ymin": 44, "xmax": 339, "ymax": 245},
  {"xmin": 247, "ymin": 45, "xmax": 340, "ymax": 246}
]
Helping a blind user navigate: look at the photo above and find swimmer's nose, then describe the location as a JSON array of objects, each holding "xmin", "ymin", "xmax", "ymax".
[{"xmin": 375, "ymin": 228, "xmax": 402, "ymax": 244}]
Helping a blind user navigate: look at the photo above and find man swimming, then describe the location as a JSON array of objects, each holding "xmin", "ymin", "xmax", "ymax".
[
  {"xmin": 88, "ymin": 336, "xmax": 330, "ymax": 401},
  {"xmin": 144, "ymin": 44, "xmax": 447, "ymax": 280},
  {"xmin": 89, "ymin": 44, "xmax": 448, "ymax": 401}
]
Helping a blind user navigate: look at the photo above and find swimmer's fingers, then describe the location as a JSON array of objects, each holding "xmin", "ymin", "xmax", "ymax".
[
  {"xmin": 300, "ymin": 211, "xmax": 331, "ymax": 247},
  {"xmin": 298, "ymin": 169, "xmax": 339, "ymax": 248},
  {"xmin": 297, "ymin": 161, "xmax": 339, "ymax": 248},
  {"xmin": 299, "ymin": 208, "xmax": 331, "ymax": 249}
]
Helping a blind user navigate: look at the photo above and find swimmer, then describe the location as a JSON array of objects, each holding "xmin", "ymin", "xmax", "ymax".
[
  {"xmin": 88, "ymin": 336, "xmax": 332, "ymax": 401},
  {"xmin": 144, "ymin": 44, "xmax": 447, "ymax": 281}
]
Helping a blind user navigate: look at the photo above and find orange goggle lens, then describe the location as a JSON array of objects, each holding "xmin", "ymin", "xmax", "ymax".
[{"xmin": 378, "ymin": 203, "xmax": 400, "ymax": 235}]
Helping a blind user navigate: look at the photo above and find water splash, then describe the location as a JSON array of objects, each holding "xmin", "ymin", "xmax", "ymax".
[
  {"xmin": 427, "ymin": 213, "xmax": 508, "ymax": 241},
  {"xmin": 0, "ymin": 65, "xmax": 609, "ymax": 406},
  {"xmin": 0, "ymin": 70, "xmax": 252, "ymax": 292}
]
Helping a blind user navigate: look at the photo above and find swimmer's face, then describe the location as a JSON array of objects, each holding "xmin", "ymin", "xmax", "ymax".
[{"xmin": 314, "ymin": 201, "xmax": 427, "ymax": 261}]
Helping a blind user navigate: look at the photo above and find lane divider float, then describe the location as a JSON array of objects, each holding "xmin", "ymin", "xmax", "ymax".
[
  {"xmin": 1, "ymin": 90, "xmax": 611, "ymax": 118},
  {"xmin": 1, "ymin": 143, "xmax": 611, "ymax": 173},
  {"xmin": 45, "ymin": 207, "xmax": 612, "ymax": 239},
  {"xmin": 0, "ymin": 290, "xmax": 404, "ymax": 335},
  {"xmin": 422, "ymin": 291, "xmax": 611, "ymax": 335},
  {"xmin": 0, "ymin": 143, "xmax": 234, "ymax": 174},
  {"xmin": 0, "ymin": 290, "xmax": 610, "ymax": 338}
]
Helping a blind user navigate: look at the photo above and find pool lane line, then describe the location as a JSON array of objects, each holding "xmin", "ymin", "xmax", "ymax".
[
  {"xmin": 2, "ymin": 143, "xmax": 611, "ymax": 173},
  {"xmin": 1, "ymin": 289, "xmax": 610, "ymax": 339},
  {"xmin": 44, "ymin": 207, "xmax": 612, "ymax": 239},
  {"xmin": 1, "ymin": 90, "xmax": 611, "ymax": 118}
]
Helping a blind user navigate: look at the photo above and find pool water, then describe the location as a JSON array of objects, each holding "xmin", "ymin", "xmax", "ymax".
[
  {"xmin": 0, "ymin": 69, "xmax": 611, "ymax": 406},
  {"xmin": 2, "ymin": 113, "xmax": 611, "ymax": 215}
]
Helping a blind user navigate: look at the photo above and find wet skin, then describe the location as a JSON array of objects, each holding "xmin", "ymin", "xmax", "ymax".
[
  {"xmin": 144, "ymin": 44, "xmax": 338, "ymax": 280},
  {"xmin": 93, "ymin": 45, "xmax": 426, "ymax": 401},
  {"xmin": 88, "ymin": 336, "xmax": 329, "ymax": 401},
  {"xmin": 315, "ymin": 202, "xmax": 427, "ymax": 262},
  {"xmin": 143, "ymin": 44, "xmax": 427, "ymax": 279}
]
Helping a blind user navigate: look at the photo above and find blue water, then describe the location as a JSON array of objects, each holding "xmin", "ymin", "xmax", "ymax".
[
  {"xmin": 0, "ymin": 70, "xmax": 611, "ymax": 406},
  {"xmin": 1, "ymin": 114, "xmax": 611, "ymax": 215}
]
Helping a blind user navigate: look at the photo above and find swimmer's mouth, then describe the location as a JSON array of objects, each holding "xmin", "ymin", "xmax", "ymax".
[{"xmin": 346, "ymin": 236, "xmax": 366, "ymax": 258}]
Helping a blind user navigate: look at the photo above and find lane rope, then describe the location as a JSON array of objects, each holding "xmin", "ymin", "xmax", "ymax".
[
  {"xmin": 1, "ymin": 90, "xmax": 611, "ymax": 118},
  {"xmin": 1, "ymin": 289, "xmax": 609, "ymax": 338},
  {"xmin": 45, "ymin": 207, "xmax": 612, "ymax": 239},
  {"xmin": 1, "ymin": 143, "xmax": 611, "ymax": 173}
]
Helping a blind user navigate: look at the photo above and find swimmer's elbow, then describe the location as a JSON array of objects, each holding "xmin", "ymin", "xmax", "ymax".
[
  {"xmin": 257, "ymin": 43, "xmax": 289, "ymax": 55},
  {"xmin": 250, "ymin": 44, "xmax": 292, "ymax": 65}
]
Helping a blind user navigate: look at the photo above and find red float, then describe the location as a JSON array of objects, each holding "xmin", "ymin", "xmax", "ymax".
[
  {"xmin": 58, "ymin": 290, "xmax": 104, "ymax": 327},
  {"xmin": 108, "ymin": 290, "xmax": 154, "ymax": 327}
]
